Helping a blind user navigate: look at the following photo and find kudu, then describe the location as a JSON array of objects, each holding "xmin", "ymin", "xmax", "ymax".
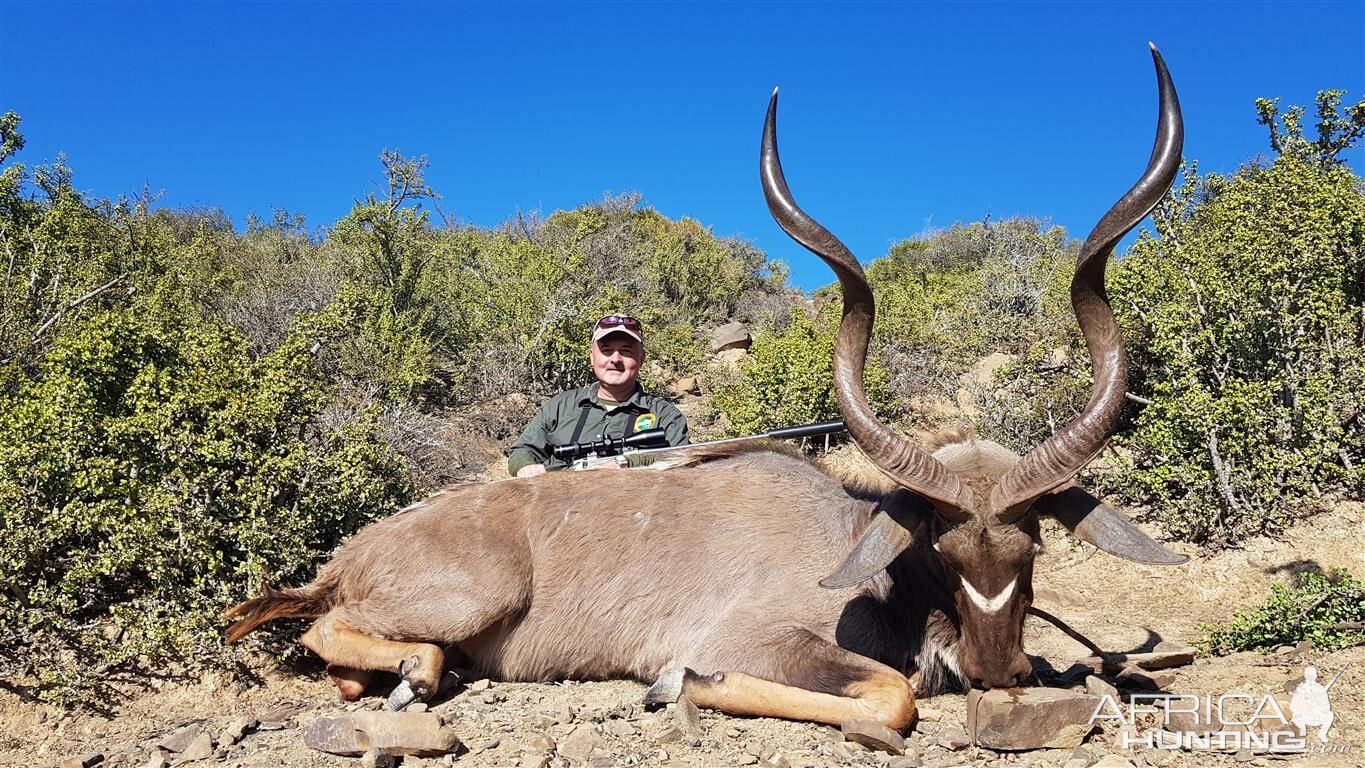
[{"xmin": 225, "ymin": 46, "xmax": 1186, "ymax": 730}]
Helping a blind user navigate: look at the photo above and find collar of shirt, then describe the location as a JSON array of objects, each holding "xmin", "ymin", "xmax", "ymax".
[{"xmin": 578, "ymin": 383, "xmax": 645, "ymax": 411}]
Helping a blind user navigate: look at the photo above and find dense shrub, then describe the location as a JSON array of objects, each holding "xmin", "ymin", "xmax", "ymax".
[
  {"xmin": 0, "ymin": 298, "xmax": 412, "ymax": 706},
  {"xmin": 1200, "ymin": 568, "xmax": 1365, "ymax": 654},
  {"xmin": 1111, "ymin": 132, "xmax": 1365, "ymax": 545},
  {"xmin": 708, "ymin": 305, "xmax": 893, "ymax": 437}
]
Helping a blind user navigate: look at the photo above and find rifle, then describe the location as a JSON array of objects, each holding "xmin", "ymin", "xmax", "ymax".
[{"xmin": 550, "ymin": 419, "xmax": 847, "ymax": 471}]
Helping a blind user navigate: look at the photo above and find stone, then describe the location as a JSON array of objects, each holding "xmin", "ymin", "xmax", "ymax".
[
  {"xmin": 521, "ymin": 756, "xmax": 551, "ymax": 768},
  {"xmin": 937, "ymin": 725, "xmax": 971, "ymax": 751},
  {"xmin": 604, "ymin": 719, "xmax": 635, "ymax": 737},
  {"xmin": 674, "ymin": 695, "xmax": 702, "ymax": 745},
  {"xmin": 557, "ymin": 724, "xmax": 601, "ymax": 764},
  {"xmin": 361, "ymin": 750, "xmax": 397, "ymax": 768},
  {"xmin": 710, "ymin": 322, "xmax": 752, "ymax": 353},
  {"xmin": 887, "ymin": 758, "xmax": 923, "ymax": 768},
  {"xmin": 715, "ymin": 348, "xmax": 748, "ymax": 366},
  {"xmin": 966, "ymin": 688, "xmax": 1100, "ymax": 750},
  {"xmin": 476, "ymin": 738, "xmax": 501, "ymax": 751},
  {"xmin": 156, "ymin": 724, "xmax": 206, "ymax": 753},
  {"xmin": 1084, "ymin": 676, "xmax": 1118, "ymax": 701},
  {"xmin": 652, "ymin": 725, "xmax": 684, "ymax": 744},
  {"xmin": 468, "ymin": 678, "xmax": 493, "ymax": 692},
  {"xmin": 1081, "ymin": 646, "xmax": 1196, "ymax": 674},
  {"xmin": 60, "ymin": 755, "xmax": 104, "ymax": 768},
  {"xmin": 737, "ymin": 756, "xmax": 758, "ymax": 766},
  {"xmin": 407, "ymin": 702, "xmax": 429, "ymax": 713},
  {"xmin": 301, "ymin": 712, "xmax": 461, "ymax": 757},
  {"xmin": 674, "ymin": 377, "xmax": 701, "ymax": 396},
  {"xmin": 840, "ymin": 720, "xmax": 906, "ymax": 754},
  {"xmin": 143, "ymin": 755, "xmax": 170, "ymax": 768},
  {"xmin": 1116, "ymin": 666, "xmax": 1175, "ymax": 690},
  {"xmin": 1090, "ymin": 758, "xmax": 1135, "ymax": 768},
  {"xmin": 1294, "ymin": 639, "xmax": 1314, "ymax": 654},
  {"xmin": 758, "ymin": 755, "xmax": 791, "ymax": 768},
  {"xmin": 218, "ymin": 718, "xmax": 254, "ymax": 747},
  {"xmin": 1233, "ymin": 750, "xmax": 1256, "ymax": 763},
  {"xmin": 173, "ymin": 733, "xmax": 213, "ymax": 764},
  {"xmin": 526, "ymin": 733, "xmax": 557, "ymax": 753}
]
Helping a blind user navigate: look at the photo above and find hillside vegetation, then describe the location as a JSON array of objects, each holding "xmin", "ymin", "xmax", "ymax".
[{"xmin": 0, "ymin": 90, "xmax": 1361, "ymax": 706}]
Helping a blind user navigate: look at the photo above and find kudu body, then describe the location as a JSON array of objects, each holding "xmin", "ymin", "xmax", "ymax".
[{"xmin": 226, "ymin": 47, "xmax": 1187, "ymax": 730}]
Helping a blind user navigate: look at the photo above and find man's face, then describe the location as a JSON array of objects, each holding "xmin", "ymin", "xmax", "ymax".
[{"xmin": 591, "ymin": 333, "xmax": 643, "ymax": 389}]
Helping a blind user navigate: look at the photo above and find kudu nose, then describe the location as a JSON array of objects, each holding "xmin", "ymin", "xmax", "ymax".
[{"xmin": 969, "ymin": 655, "xmax": 1034, "ymax": 689}]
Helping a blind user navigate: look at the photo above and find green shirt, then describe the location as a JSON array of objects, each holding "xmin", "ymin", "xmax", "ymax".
[{"xmin": 507, "ymin": 384, "xmax": 689, "ymax": 474}]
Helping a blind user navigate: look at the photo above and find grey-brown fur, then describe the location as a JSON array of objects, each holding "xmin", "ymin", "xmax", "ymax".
[{"xmin": 239, "ymin": 446, "xmax": 966, "ymax": 692}]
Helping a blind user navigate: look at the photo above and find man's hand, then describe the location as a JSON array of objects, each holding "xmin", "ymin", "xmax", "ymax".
[{"xmin": 516, "ymin": 464, "xmax": 548, "ymax": 478}]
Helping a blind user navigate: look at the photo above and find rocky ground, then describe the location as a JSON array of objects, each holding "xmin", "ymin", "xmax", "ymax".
[{"xmin": 4, "ymin": 476, "xmax": 1363, "ymax": 768}]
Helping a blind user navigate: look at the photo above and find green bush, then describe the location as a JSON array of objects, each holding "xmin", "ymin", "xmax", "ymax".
[
  {"xmin": 0, "ymin": 299, "xmax": 412, "ymax": 706},
  {"xmin": 1200, "ymin": 568, "xmax": 1365, "ymax": 655},
  {"xmin": 1111, "ymin": 123, "xmax": 1365, "ymax": 545},
  {"xmin": 708, "ymin": 305, "xmax": 893, "ymax": 438}
]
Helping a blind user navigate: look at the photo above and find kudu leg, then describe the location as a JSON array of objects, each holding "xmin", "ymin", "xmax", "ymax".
[
  {"xmin": 644, "ymin": 635, "xmax": 916, "ymax": 730},
  {"xmin": 301, "ymin": 616, "xmax": 444, "ymax": 709}
]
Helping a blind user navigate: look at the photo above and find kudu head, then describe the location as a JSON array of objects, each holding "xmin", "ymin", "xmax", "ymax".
[{"xmin": 761, "ymin": 45, "xmax": 1187, "ymax": 689}]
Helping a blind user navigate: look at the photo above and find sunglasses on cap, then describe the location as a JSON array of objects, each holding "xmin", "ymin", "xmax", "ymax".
[{"xmin": 594, "ymin": 314, "xmax": 642, "ymax": 332}]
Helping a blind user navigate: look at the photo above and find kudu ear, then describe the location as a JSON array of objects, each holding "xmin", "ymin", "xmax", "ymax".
[
  {"xmin": 820, "ymin": 491, "xmax": 928, "ymax": 589},
  {"xmin": 1037, "ymin": 487, "xmax": 1188, "ymax": 565}
]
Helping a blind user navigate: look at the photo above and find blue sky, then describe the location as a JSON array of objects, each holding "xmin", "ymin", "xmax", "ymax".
[{"xmin": 2, "ymin": 1, "xmax": 1362, "ymax": 290}]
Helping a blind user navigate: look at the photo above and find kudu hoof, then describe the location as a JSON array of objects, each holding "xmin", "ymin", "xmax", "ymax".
[
  {"xmin": 642, "ymin": 667, "xmax": 688, "ymax": 706},
  {"xmin": 387, "ymin": 654, "xmax": 433, "ymax": 711}
]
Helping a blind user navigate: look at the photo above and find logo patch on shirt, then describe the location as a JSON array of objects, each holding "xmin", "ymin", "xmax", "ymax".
[{"xmin": 634, "ymin": 413, "xmax": 657, "ymax": 432}]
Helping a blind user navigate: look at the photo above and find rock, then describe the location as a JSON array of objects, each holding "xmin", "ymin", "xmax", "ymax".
[
  {"xmin": 173, "ymin": 733, "xmax": 213, "ymax": 764},
  {"xmin": 887, "ymin": 758, "xmax": 923, "ymax": 768},
  {"xmin": 936, "ymin": 725, "xmax": 971, "ymax": 751},
  {"xmin": 156, "ymin": 724, "xmax": 206, "ymax": 753},
  {"xmin": 1067, "ymin": 746, "xmax": 1095, "ymax": 767},
  {"xmin": 841, "ymin": 720, "xmax": 906, "ymax": 754},
  {"xmin": 1233, "ymin": 749, "xmax": 1256, "ymax": 763},
  {"xmin": 966, "ymin": 688, "xmax": 1099, "ymax": 750},
  {"xmin": 604, "ymin": 719, "xmax": 635, "ymax": 737},
  {"xmin": 674, "ymin": 377, "xmax": 701, "ymax": 396},
  {"xmin": 710, "ymin": 322, "xmax": 752, "ymax": 353},
  {"xmin": 362, "ymin": 750, "xmax": 397, "ymax": 768},
  {"xmin": 1081, "ymin": 646, "xmax": 1196, "ymax": 673},
  {"xmin": 475, "ymin": 738, "xmax": 501, "ymax": 751},
  {"xmin": 301, "ymin": 712, "xmax": 461, "ymax": 757},
  {"xmin": 736, "ymin": 757, "xmax": 758, "ymax": 766},
  {"xmin": 468, "ymin": 678, "xmax": 493, "ymax": 692},
  {"xmin": 142, "ymin": 754, "xmax": 170, "ymax": 768},
  {"xmin": 1294, "ymin": 639, "xmax": 1314, "ymax": 654},
  {"xmin": 407, "ymin": 702, "xmax": 429, "ymax": 713},
  {"xmin": 1084, "ymin": 676, "xmax": 1119, "ymax": 700},
  {"xmin": 218, "ymin": 718, "xmax": 254, "ymax": 747},
  {"xmin": 557, "ymin": 724, "xmax": 601, "ymax": 764},
  {"xmin": 674, "ymin": 695, "xmax": 702, "ymax": 745},
  {"xmin": 1116, "ymin": 666, "xmax": 1176, "ymax": 690},
  {"xmin": 60, "ymin": 755, "xmax": 104, "ymax": 768},
  {"xmin": 1089, "ymin": 758, "xmax": 1135, "ymax": 768},
  {"xmin": 758, "ymin": 755, "xmax": 791, "ymax": 768},
  {"xmin": 715, "ymin": 348, "xmax": 748, "ymax": 366},
  {"xmin": 526, "ymin": 733, "xmax": 557, "ymax": 753},
  {"xmin": 521, "ymin": 756, "xmax": 551, "ymax": 768},
  {"xmin": 652, "ymin": 725, "xmax": 684, "ymax": 744}
]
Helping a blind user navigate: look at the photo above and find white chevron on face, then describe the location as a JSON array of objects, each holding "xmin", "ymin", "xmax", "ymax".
[{"xmin": 961, "ymin": 576, "xmax": 1017, "ymax": 613}]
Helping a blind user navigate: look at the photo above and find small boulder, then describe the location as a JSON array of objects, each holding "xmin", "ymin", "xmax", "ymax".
[
  {"xmin": 674, "ymin": 695, "xmax": 702, "ymax": 745},
  {"xmin": 155, "ymin": 724, "xmax": 205, "ymax": 754},
  {"xmin": 557, "ymin": 724, "xmax": 601, "ymax": 764},
  {"xmin": 1116, "ymin": 666, "xmax": 1176, "ymax": 690},
  {"xmin": 60, "ymin": 755, "xmax": 104, "ymax": 768},
  {"xmin": 302, "ymin": 712, "xmax": 461, "ymax": 757},
  {"xmin": 966, "ymin": 688, "xmax": 1100, "ymax": 750},
  {"xmin": 173, "ymin": 733, "xmax": 213, "ymax": 764},
  {"xmin": 840, "ymin": 720, "xmax": 905, "ymax": 754},
  {"xmin": 936, "ymin": 724, "xmax": 971, "ymax": 750},
  {"xmin": 673, "ymin": 377, "xmax": 701, "ymax": 396},
  {"xmin": 710, "ymin": 322, "xmax": 752, "ymax": 353},
  {"xmin": 1084, "ymin": 676, "xmax": 1119, "ymax": 700}
]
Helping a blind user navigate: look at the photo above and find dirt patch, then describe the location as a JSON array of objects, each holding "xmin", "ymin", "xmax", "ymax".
[{"xmin": 5, "ymin": 495, "xmax": 1362, "ymax": 768}]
